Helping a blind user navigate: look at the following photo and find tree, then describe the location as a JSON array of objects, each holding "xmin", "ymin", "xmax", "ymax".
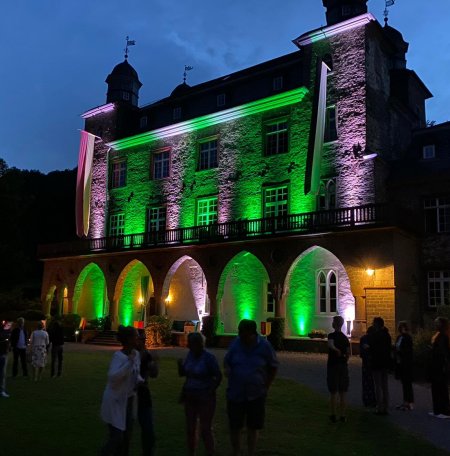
[{"xmin": 0, "ymin": 158, "xmax": 8, "ymax": 177}]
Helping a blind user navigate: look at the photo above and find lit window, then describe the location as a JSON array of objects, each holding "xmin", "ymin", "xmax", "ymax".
[
  {"xmin": 265, "ymin": 120, "xmax": 288, "ymax": 156},
  {"xmin": 317, "ymin": 270, "xmax": 338, "ymax": 314},
  {"xmin": 199, "ymin": 139, "xmax": 218, "ymax": 170},
  {"xmin": 264, "ymin": 186, "xmax": 288, "ymax": 218},
  {"xmin": 424, "ymin": 197, "xmax": 450, "ymax": 233},
  {"xmin": 423, "ymin": 145, "xmax": 435, "ymax": 159},
  {"xmin": 317, "ymin": 178, "xmax": 337, "ymax": 211},
  {"xmin": 197, "ymin": 197, "xmax": 218, "ymax": 226},
  {"xmin": 428, "ymin": 271, "xmax": 450, "ymax": 307},
  {"xmin": 173, "ymin": 107, "xmax": 182, "ymax": 121},
  {"xmin": 267, "ymin": 283, "xmax": 275, "ymax": 313},
  {"xmin": 324, "ymin": 106, "xmax": 338, "ymax": 142},
  {"xmin": 109, "ymin": 213, "xmax": 125, "ymax": 237},
  {"xmin": 217, "ymin": 94, "xmax": 226, "ymax": 107},
  {"xmin": 140, "ymin": 116, "xmax": 148, "ymax": 129},
  {"xmin": 148, "ymin": 206, "xmax": 166, "ymax": 233},
  {"xmin": 111, "ymin": 161, "xmax": 127, "ymax": 188},
  {"xmin": 153, "ymin": 150, "xmax": 170, "ymax": 179},
  {"xmin": 273, "ymin": 76, "xmax": 283, "ymax": 91}
]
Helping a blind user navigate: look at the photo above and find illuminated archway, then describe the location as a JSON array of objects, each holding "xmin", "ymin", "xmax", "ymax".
[
  {"xmin": 218, "ymin": 251, "xmax": 270, "ymax": 334},
  {"xmin": 285, "ymin": 246, "xmax": 355, "ymax": 337},
  {"xmin": 73, "ymin": 263, "xmax": 107, "ymax": 320},
  {"xmin": 162, "ymin": 256, "xmax": 208, "ymax": 322},
  {"xmin": 114, "ymin": 260, "xmax": 154, "ymax": 327}
]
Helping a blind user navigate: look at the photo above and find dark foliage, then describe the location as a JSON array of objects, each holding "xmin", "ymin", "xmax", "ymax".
[{"xmin": 267, "ymin": 317, "xmax": 285, "ymax": 350}]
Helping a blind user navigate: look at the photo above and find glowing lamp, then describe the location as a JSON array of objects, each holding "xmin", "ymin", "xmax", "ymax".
[{"xmin": 366, "ymin": 268, "xmax": 375, "ymax": 277}]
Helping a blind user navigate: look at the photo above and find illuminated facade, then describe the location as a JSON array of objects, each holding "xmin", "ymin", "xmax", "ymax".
[{"xmin": 40, "ymin": 0, "xmax": 446, "ymax": 338}]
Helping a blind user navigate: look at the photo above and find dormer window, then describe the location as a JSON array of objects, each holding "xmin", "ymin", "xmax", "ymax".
[
  {"xmin": 217, "ymin": 94, "xmax": 226, "ymax": 107},
  {"xmin": 173, "ymin": 107, "xmax": 182, "ymax": 121},
  {"xmin": 423, "ymin": 145, "xmax": 435, "ymax": 160},
  {"xmin": 273, "ymin": 76, "xmax": 283, "ymax": 91}
]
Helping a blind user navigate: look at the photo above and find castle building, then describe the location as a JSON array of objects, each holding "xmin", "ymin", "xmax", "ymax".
[{"xmin": 39, "ymin": 0, "xmax": 450, "ymax": 339}]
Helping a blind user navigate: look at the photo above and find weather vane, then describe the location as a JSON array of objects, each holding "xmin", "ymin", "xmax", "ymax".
[
  {"xmin": 124, "ymin": 36, "xmax": 136, "ymax": 60},
  {"xmin": 384, "ymin": 0, "xmax": 396, "ymax": 25},
  {"xmin": 183, "ymin": 65, "xmax": 194, "ymax": 84}
]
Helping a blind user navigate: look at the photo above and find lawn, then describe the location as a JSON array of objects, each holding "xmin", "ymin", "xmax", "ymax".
[{"xmin": 0, "ymin": 348, "xmax": 447, "ymax": 456}]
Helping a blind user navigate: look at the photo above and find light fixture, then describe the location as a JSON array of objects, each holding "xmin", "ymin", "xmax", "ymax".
[{"xmin": 366, "ymin": 268, "xmax": 375, "ymax": 277}]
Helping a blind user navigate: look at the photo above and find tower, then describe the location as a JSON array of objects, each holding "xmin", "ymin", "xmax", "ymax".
[
  {"xmin": 105, "ymin": 59, "xmax": 142, "ymax": 106},
  {"xmin": 322, "ymin": 0, "xmax": 368, "ymax": 26}
]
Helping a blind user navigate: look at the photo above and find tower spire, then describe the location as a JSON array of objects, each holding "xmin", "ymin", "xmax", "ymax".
[{"xmin": 383, "ymin": 0, "xmax": 395, "ymax": 26}]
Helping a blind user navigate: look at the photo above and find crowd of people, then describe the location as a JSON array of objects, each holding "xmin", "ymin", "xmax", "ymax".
[{"xmin": 1, "ymin": 314, "xmax": 450, "ymax": 454}]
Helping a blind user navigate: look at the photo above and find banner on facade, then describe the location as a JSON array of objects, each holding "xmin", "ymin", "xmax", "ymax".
[{"xmin": 75, "ymin": 130, "xmax": 96, "ymax": 238}]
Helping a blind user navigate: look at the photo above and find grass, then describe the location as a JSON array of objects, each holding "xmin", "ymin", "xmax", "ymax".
[{"xmin": 0, "ymin": 348, "xmax": 447, "ymax": 456}]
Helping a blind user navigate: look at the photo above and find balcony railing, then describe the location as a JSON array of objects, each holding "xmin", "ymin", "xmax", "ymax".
[{"xmin": 39, "ymin": 203, "xmax": 390, "ymax": 258}]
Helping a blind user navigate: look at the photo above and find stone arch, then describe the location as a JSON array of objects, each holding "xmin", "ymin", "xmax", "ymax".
[
  {"xmin": 217, "ymin": 251, "xmax": 270, "ymax": 334},
  {"xmin": 284, "ymin": 245, "xmax": 355, "ymax": 337},
  {"xmin": 161, "ymin": 255, "xmax": 208, "ymax": 322},
  {"xmin": 114, "ymin": 260, "xmax": 154, "ymax": 327},
  {"xmin": 73, "ymin": 263, "xmax": 107, "ymax": 321}
]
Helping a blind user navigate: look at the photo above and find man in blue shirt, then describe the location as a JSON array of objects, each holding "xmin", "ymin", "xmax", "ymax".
[{"xmin": 224, "ymin": 319, "xmax": 279, "ymax": 456}]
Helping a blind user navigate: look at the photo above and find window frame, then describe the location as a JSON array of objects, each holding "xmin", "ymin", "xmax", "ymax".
[
  {"xmin": 424, "ymin": 196, "xmax": 450, "ymax": 233},
  {"xmin": 198, "ymin": 137, "xmax": 219, "ymax": 171},
  {"xmin": 196, "ymin": 196, "xmax": 218, "ymax": 226},
  {"xmin": 217, "ymin": 93, "xmax": 226, "ymax": 107},
  {"xmin": 266, "ymin": 283, "xmax": 275, "ymax": 313},
  {"xmin": 147, "ymin": 205, "xmax": 167, "ymax": 233},
  {"xmin": 152, "ymin": 148, "xmax": 171, "ymax": 180},
  {"xmin": 140, "ymin": 116, "xmax": 148, "ymax": 129},
  {"xmin": 423, "ymin": 145, "xmax": 436, "ymax": 160},
  {"xmin": 263, "ymin": 185, "xmax": 289, "ymax": 219},
  {"xmin": 264, "ymin": 118, "xmax": 289, "ymax": 156},
  {"xmin": 110, "ymin": 160, "xmax": 127, "ymax": 189},
  {"xmin": 428, "ymin": 271, "xmax": 450, "ymax": 307},
  {"xmin": 316, "ymin": 269, "xmax": 339, "ymax": 315},
  {"xmin": 173, "ymin": 106, "xmax": 182, "ymax": 121},
  {"xmin": 324, "ymin": 105, "xmax": 338, "ymax": 143},
  {"xmin": 109, "ymin": 213, "xmax": 125, "ymax": 237},
  {"xmin": 273, "ymin": 76, "xmax": 283, "ymax": 91},
  {"xmin": 317, "ymin": 178, "xmax": 337, "ymax": 211}
]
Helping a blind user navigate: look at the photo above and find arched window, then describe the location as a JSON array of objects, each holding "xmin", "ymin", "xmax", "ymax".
[
  {"xmin": 317, "ymin": 178, "xmax": 337, "ymax": 210},
  {"xmin": 317, "ymin": 270, "xmax": 339, "ymax": 314}
]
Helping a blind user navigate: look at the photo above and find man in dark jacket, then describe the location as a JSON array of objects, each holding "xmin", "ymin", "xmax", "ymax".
[
  {"xmin": 10, "ymin": 317, "xmax": 28, "ymax": 377},
  {"xmin": 369, "ymin": 317, "xmax": 392, "ymax": 415},
  {"xmin": 48, "ymin": 318, "xmax": 65, "ymax": 377}
]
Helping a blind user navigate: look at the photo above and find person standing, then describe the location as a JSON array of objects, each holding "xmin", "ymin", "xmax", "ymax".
[
  {"xmin": 327, "ymin": 315, "xmax": 350, "ymax": 422},
  {"xmin": 178, "ymin": 332, "xmax": 222, "ymax": 456},
  {"xmin": 359, "ymin": 326, "xmax": 376, "ymax": 408},
  {"xmin": 394, "ymin": 321, "xmax": 414, "ymax": 411},
  {"xmin": 0, "ymin": 322, "xmax": 10, "ymax": 397},
  {"xmin": 100, "ymin": 326, "xmax": 141, "ymax": 456},
  {"xmin": 136, "ymin": 332, "xmax": 159, "ymax": 456},
  {"xmin": 224, "ymin": 319, "xmax": 279, "ymax": 456},
  {"xmin": 369, "ymin": 317, "xmax": 392, "ymax": 415},
  {"xmin": 48, "ymin": 317, "xmax": 65, "ymax": 377},
  {"xmin": 10, "ymin": 317, "xmax": 28, "ymax": 377},
  {"xmin": 30, "ymin": 321, "xmax": 50, "ymax": 382},
  {"xmin": 429, "ymin": 317, "xmax": 450, "ymax": 418}
]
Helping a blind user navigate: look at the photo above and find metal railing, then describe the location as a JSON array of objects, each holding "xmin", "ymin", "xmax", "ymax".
[{"xmin": 38, "ymin": 203, "xmax": 389, "ymax": 258}]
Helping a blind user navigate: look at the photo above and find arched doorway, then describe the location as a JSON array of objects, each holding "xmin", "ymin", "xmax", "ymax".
[
  {"xmin": 114, "ymin": 260, "xmax": 154, "ymax": 327},
  {"xmin": 218, "ymin": 251, "xmax": 271, "ymax": 334},
  {"xmin": 285, "ymin": 246, "xmax": 355, "ymax": 337},
  {"xmin": 73, "ymin": 263, "xmax": 107, "ymax": 320},
  {"xmin": 162, "ymin": 256, "xmax": 208, "ymax": 322}
]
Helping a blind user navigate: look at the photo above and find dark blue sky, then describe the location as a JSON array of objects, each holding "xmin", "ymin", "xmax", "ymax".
[{"xmin": 1, "ymin": 0, "xmax": 449, "ymax": 172}]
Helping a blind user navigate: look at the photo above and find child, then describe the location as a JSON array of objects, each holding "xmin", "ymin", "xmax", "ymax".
[{"xmin": 327, "ymin": 315, "xmax": 350, "ymax": 423}]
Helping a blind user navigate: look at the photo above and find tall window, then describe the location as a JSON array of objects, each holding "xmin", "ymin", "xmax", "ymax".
[
  {"xmin": 424, "ymin": 197, "xmax": 450, "ymax": 233},
  {"xmin": 217, "ymin": 94, "xmax": 226, "ymax": 107},
  {"xmin": 197, "ymin": 197, "xmax": 218, "ymax": 226},
  {"xmin": 199, "ymin": 139, "xmax": 218, "ymax": 170},
  {"xmin": 324, "ymin": 106, "xmax": 338, "ymax": 142},
  {"xmin": 109, "ymin": 213, "xmax": 125, "ymax": 237},
  {"xmin": 111, "ymin": 161, "xmax": 127, "ymax": 188},
  {"xmin": 267, "ymin": 284, "xmax": 275, "ymax": 313},
  {"xmin": 153, "ymin": 150, "xmax": 170, "ymax": 179},
  {"xmin": 273, "ymin": 76, "xmax": 283, "ymax": 91},
  {"xmin": 265, "ymin": 120, "xmax": 288, "ymax": 156},
  {"xmin": 423, "ymin": 145, "xmax": 435, "ymax": 159},
  {"xmin": 428, "ymin": 271, "xmax": 450, "ymax": 307},
  {"xmin": 148, "ymin": 206, "xmax": 166, "ymax": 233},
  {"xmin": 264, "ymin": 186, "xmax": 288, "ymax": 218},
  {"xmin": 173, "ymin": 107, "xmax": 182, "ymax": 121},
  {"xmin": 318, "ymin": 178, "xmax": 337, "ymax": 211},
  {"xmin": 318, "ymin": 270, "xmax": 338, "ymax": 314},
  {"xmin": 140, "ymin": 116, "xmax": 148, "ymax": 129}
]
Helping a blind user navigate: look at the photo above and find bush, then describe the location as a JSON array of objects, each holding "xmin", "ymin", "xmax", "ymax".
[
  {"xmin": 308, "ymin": 329, "xmax": 327, "ymax": 339},
  {"xmin": 145, "ymin": 315, "xmax": 173, "ymax": 347},
  {"xmin": 202, "ymin": 315, "xmax": 219, "ymax": 347},
  {"xmin": 267, "ymin": 317, "xmax": 285, "ymax": 350}
]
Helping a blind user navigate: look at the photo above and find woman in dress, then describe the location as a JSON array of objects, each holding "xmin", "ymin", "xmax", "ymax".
[
  {"xmin": 30, "ymin": 321, "xmax": 49, "ymax": 382},
  {"xmin": 100, "ymin": 325, "xmax": 141, "ymax": 456},
  {"xmin": 178, "ymin": 332, "xmax": 222, "ymax": 456},
  {"xmin": 394, "ymin": 321, "xmax": 414, "ymax": 410}
]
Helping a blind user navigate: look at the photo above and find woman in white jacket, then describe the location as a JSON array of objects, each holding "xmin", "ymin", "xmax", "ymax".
[{"xmin": 100, "ymin": 325, "xmax": 142, "ymax": 456}]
